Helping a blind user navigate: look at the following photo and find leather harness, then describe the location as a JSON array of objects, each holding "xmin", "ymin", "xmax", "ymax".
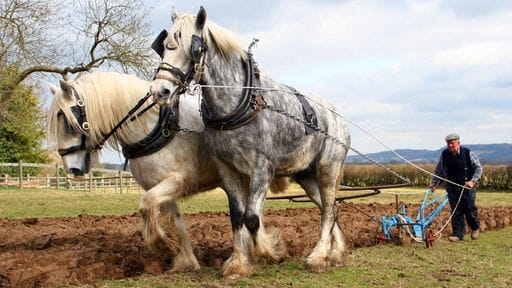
[
  {"xmin": 200, "ymin": 53, "xmax": 266, "ymax": 130},
  {"xmin": 284, "ymin": 85, "xmax": 318, "ymax": 135},
  {"xmin": 122, "ymin": 100, "xmax": 180, "ymax": 159},
  {"xmin": 199, "ymin": 53, "xmax": 317, "ymax": 133},
  {"xmin": 59, "ymin": 87, "xmax": 181, "ymax": 163}
]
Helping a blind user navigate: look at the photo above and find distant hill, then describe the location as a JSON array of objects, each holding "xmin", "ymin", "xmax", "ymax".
[
  {"xmin": 103, "ymin": 163, "xmax": 125, "ymax": 170},
  {"xmin": 346, "ymin": 143, "xmax": 512, "ymax": 164}
]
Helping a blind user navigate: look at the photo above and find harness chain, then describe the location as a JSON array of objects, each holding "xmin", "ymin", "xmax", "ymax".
[{"xmin": 264, "ymin": 102, "xmax": 412, "ymax": 184}]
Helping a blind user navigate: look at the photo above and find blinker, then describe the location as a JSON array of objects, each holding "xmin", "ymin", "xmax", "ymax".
[
  {"xmin": 58, "ymin": 111, "xmax": 75, "ymax": 134},
  {"xmin": 152, "ymin": 29, "xmax": 168, "ymax": 58},
  {"xmin": 190, "ymin": 34, "xmax": 207, "ymax": 62}
]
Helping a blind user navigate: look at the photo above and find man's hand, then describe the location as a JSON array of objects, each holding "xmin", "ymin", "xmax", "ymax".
[
  {"xmin": 428, "ymin": 183, "xmax": 436, "ymax": 191},
  {"xmin": 465, "ymin": 180, "xmax": 475, "ymax": 189}
]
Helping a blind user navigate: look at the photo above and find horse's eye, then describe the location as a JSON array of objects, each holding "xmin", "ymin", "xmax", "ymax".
[
  {"xmin": 174, "ymin": 32, "xmax": 181, "ymax": 43},
  {"xmin": 166, "ymin": 42, "xmax": 177, "ymax": 50},
  {"xmin": 165, "ymin": 32, "xmax": 180, "ymax": 51}
]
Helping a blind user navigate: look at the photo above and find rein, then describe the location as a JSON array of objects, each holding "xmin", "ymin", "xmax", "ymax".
[{"xmin": 93, "ymin": 92, "xmax": 153, "ymax": 150}]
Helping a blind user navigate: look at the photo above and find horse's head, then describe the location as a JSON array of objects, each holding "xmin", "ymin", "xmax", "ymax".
[
  {"xmin": 150, "ymin": 6, "xmax": 208, "ymax": 106},
  {"xmin": 150, "ymin": 6, "xmax": 245, "ymax": 106},
  {"xmin": 48, "ymin": 81, "xmax": 99, "ymax": 176}
]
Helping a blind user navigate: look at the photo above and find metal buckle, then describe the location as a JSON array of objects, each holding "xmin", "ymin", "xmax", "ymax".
[{"xmin": 187, "ymin": 83, "xmax": 202, "ymax": 96}]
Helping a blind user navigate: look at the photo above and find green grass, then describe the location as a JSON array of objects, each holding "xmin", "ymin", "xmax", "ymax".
[
  {"xmin": 1, "ymin": 185, "xmax": 510, "ymax": 219},
  {"xmin": 0, "ymin": 188, "xmax": 143, "ymax": 218}
]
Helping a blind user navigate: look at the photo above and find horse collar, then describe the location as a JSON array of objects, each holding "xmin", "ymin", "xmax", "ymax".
[{"xmin": 200, "ymin": 53, "xmax": 266, "ymax": 130}]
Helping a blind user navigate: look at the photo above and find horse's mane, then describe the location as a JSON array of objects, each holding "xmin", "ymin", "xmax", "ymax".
[
  {"xmin": 47, "ymin": 72, "xmax": 154, "ymax": 151},
  {"xmin": 172, "ymin": 13, "xmax": 246, "ymax": 61}
]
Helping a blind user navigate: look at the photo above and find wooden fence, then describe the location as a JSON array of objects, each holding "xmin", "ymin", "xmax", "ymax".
[{"xmin": 0, "ymin": 161, "xmax": 141, "ymax": 193}]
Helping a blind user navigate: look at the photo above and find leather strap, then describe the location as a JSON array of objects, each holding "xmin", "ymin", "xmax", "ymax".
[
  {"xmin": 122, "ymin": 100, "xmax": 180, "ymax": 159},
  {"xmin": 285, "ymin": 85, "xmax": 318, "ymax": 134},
  {"xmin": 201, "ymin": 53, "xmax": 266, "ymax": 130}
]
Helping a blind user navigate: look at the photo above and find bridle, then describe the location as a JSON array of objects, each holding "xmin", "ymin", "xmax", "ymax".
[
  {"xmin": 152, "ymin": 29, "xmax": 208, "ymax": 97},
  {"xmin": 57, "ymin": 87, "xmax": 93, "ymax": 157},
  {"xmin": 56, "ymin": 87, "xmax": 94, "ymax": 174},
  {"xmin": 57, "ymin": 87, "xmax": 154, "ymax": 166}
]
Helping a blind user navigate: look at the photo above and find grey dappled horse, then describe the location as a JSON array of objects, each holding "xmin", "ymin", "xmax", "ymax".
[
  {"xmin": 151, "ymin": 7, "xmax": 351, "ymax": 277},
  {"xmin": 47, "ymin": 72, "xmax": 220, "ymax": 272}
]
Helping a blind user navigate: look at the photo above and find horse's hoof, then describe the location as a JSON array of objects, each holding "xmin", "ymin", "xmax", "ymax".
[
  {"xmin": 305, "ymin": 256, "xmax": 330, "ymax": 273},
  {"xmin": 170, "ymin": 253, "xmax": 201, "ymax": 272},
  {"xmin": 170, "ymin": 263, "xmax": 200, "ymax": 273},
  {"xmin": 222, "ymin": 256, "xmax": 254, "ymax": 278},
  {"xmin": 329, "ymin": 250, "xmax": 347, "ymax": 267}
]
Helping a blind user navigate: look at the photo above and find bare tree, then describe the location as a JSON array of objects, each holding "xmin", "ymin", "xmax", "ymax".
[{"xmin": 0, "ymin": 0, "xmax": 157, "ymax": 119}]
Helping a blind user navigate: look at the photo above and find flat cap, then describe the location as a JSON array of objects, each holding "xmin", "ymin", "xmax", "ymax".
[{"xmin": 445, "ymin": 133, "xmax": 460, "ymax": 141}]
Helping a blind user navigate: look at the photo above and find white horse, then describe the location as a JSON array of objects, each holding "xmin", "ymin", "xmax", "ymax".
[
  {"xmin": 151, "ymin": 7, "xmax": 351, "ymax": 277},
  {"xmin": 47, "ymin": 71, "xmax": 220, "ymax": 272}
]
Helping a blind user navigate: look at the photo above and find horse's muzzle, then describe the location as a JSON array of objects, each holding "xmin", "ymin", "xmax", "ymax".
[
  {"xmin": 150, "ymin": 80, "xmax": 173, "ymax": 105},
  {"xmin": 69, "ymin": 168, "xmax": 85, "ymax": 176}
]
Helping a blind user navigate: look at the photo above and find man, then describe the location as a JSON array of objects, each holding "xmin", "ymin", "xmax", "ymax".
[{"xmin": 429, "ymin": 133, "xmax": 483, "ymax": 242}]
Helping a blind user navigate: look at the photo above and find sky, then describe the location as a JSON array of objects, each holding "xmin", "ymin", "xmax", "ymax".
[{"xmin": 103, "ymin": 0, "xmax": 512, "ymax": 163}]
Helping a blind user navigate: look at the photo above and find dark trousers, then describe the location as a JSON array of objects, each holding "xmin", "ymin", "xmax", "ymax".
[{"xmin": 446, "ymin": 184, "xmax": 480, "ymax": 238}]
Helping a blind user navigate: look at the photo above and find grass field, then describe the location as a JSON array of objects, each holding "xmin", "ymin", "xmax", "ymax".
[
  {"xmin": 1, "ymin": 185, "xmax": 511, "ymax": 218},
  {"xmin": 1, "ymin": 186, "xmax": 511, "ymax": 287}
]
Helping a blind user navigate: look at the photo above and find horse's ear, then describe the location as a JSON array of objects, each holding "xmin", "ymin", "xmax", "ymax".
[
  {"xmin": 48, "ymin": 83, "xmax": 60, "ymax": 96},
  {"xmin": 171, "ymin": 6, "xmax": 179, "ymax": 23},
  {"xmin": 59, "ymin": 80, "xmax": 74, "ymax": 100},
  {"xmin": 196, "ymin": 6, "xmax": 206, "ymax": 30}
]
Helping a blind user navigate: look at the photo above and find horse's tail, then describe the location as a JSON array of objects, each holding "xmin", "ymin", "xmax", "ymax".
[{"xmin": 269, "ymin": 177, "xmax": 289, "ymax": 194}]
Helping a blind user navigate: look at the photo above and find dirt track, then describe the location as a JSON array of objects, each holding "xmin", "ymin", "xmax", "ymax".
[{"xmin": 1, "ymin": 203, "xmax": 511, "ymax": 287}]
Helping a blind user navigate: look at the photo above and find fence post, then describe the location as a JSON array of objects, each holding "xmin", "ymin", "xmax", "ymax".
[
  {"xmin": 18, "ymin": 160, "xmax": 23, "ymax": 190},
  {"xmin": 118, "ymin": 170, "xmax": 123, "ymax": 194},
  {"xmin": 89, "ymin": 170, "xmax": 93, "ymax": 192},
  {"xmin": 56, "ymin": 163, "xmax": 60, "ymax": 191},
  {"xmin": 395, "ymin": 194, "xmax": 399, "ymax": 214}
]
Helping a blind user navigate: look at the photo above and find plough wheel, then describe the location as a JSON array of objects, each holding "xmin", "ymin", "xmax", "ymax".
[
  {"xmin": 425, "ymin": 230, "xmax": 435, "ymax": 248},
  {"xmin": 377, "ymin": 232, "xmax": 386, "ymax": 245}
]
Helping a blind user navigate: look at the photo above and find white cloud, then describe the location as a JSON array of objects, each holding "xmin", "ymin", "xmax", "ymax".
[{"xmin": 433, "ymin": 42, "xmax": 512, "ymax": 68}]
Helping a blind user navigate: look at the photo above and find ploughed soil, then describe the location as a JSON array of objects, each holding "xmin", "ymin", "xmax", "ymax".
[{"xmin": 1, "ymin": 203, "xmax": 511, "ymax": 287}]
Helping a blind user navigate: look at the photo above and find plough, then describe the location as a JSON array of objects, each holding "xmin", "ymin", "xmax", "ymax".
[
  {"xmin": 379, "ymin": 189, "xmax": 449, "ymax": 247},
  {"xmin": 268, "ymin": 184, "xmax": 450, "ymax": 247}
]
